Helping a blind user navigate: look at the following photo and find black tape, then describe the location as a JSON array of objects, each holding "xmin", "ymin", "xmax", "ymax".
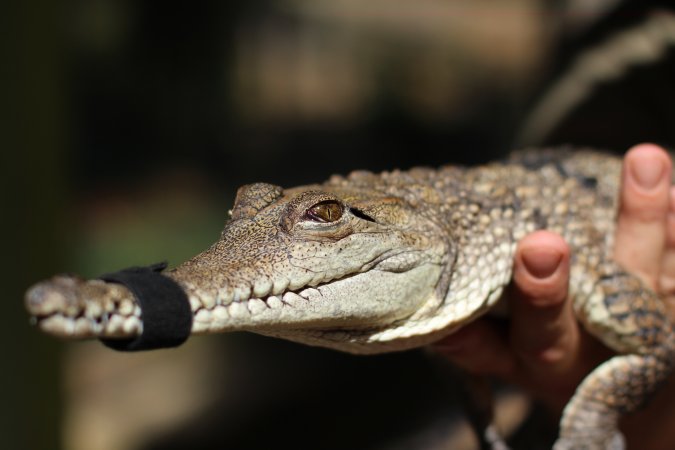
[{"xmin": 98, "ymin": 262, "xmax": 192, "ymax": 351}]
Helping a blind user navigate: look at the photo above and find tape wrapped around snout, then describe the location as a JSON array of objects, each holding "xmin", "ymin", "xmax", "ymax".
[{"xmin": 98, "ymin": 262, "xmax": 192, "ymax": 351}]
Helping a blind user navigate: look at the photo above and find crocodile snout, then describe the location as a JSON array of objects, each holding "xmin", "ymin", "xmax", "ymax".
[{"xmin": 25, "ymin": 275, "xmax": 84, "ymax": 318}]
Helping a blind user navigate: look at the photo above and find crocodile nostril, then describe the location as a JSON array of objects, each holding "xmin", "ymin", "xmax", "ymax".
[
  {"xmin": 25, "ymin": 284, "xmax": 47, "ymax": 311},
  {"xmin": 25, "ymin": 283, "xmax": 59, "ymax": 314},
  {"xmin": 25, "ymin": 280, "xmax": 74, "ymax": 316}
]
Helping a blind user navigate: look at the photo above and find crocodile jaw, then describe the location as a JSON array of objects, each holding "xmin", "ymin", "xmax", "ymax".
[
  {"xmin": 24, "ymin": 262, "xmax": 444, "ymax": 350},
  {"xmin": 186, "ymin": 263, "xmax": 444, "ymax": 351}
]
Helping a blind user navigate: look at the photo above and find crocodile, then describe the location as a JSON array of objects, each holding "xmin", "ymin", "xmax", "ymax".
[{"xmin": 24, "ymin": 149, "xmax": 674, "ymax": 450}]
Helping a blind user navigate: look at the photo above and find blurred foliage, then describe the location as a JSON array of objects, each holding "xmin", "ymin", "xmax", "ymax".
[{"xmin": 71, "ymin": 182, "xmax": 230, "ymax": 278}]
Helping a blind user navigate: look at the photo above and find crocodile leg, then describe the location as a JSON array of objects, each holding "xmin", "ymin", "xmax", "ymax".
[
  {"xmin": 555, "ymin": 264, "xmax": 675, "ymax": 449},
  {"xmin": 555, "ymin": 353, "xmax": 670, "ymax": 450}
]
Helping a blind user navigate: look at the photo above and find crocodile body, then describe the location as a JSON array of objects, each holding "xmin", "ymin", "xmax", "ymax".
[{"xmin": 25, "ymin": 149, "xmax": 675, "ymax": 449}]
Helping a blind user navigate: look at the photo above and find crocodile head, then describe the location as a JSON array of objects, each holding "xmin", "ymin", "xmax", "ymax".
[{"xmin": 25, "ymin": 175, "xmax": 505, "ymax": 353}]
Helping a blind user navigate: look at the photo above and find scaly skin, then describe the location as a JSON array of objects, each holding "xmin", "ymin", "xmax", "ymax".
[{"xmin": 25, "ymin": 149, "xmax": 674, "ymax": 449}]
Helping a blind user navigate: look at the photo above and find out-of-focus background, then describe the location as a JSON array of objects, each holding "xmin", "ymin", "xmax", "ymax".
[{"xmin": 3, "ymin": 1, "xmax": 675, "ymax": 449}]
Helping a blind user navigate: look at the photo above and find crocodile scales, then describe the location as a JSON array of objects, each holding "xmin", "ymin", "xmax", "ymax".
[{"xmin": 25, "ymin": 149, "xmax": 675, "ymax": 449}]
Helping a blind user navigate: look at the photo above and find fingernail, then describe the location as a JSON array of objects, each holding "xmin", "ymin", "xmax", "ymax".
[
  {"xmin": 521, "ymin": 250, "xmax": 562, "ymax": 279},
  {"xmin": 630, "ymin": 155, "xmax": 665, "ymax": 190}
]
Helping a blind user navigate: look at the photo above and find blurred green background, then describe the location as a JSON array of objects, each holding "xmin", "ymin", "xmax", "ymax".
[{"xmin": 3, "ymin": 1, "xmax": 674, "ymax": 449}]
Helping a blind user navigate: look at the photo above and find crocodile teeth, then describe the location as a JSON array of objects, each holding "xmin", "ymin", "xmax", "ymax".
[
  {"xmin": 288, "ymin": 273, "xmax": 313, "ymax": 291},
  {"xmin": 298, "ymin": 288, "xmax": 320, "ymax": 300},
  {"xmin": 107, "ymin": 315, "xmax": 125, "ymax": 334},
  {"xmin": 103, "ymin": 298, "xmax": 115, "ymax": 313},
  {"xmin": 41, "ymin": 315, "xmax": 68, "ymax": 335},
  {"xmin": 188, "ymin": 296, "xmax": 202, "ymax": 311},
  {"xmin": 272, "ymin": 278, "xmax": 290, "ymax": 295},
  {"xmin": 200, "ymin": 291, "xmax": 217, "ymax": 310},
  {"xmin": 118, "ymin": 299, "xmax": 134, "ymax": 316},
  {"xmin": 265, "ymin": 296, "xmax": 283, "ymax": 309},
  {"xmin": 247, "ymin": 298, "xmax": 268, "ymax": 315},
  {"xmin": 123, "ymin": 317, "xmax": 142, "ymax": 334},
  {"xmin": 253, "ymin": 279, "xmax": 272, "ymax": 298},
  {"xmin": 281, "ymin": 292, "xmax": 306, "ymax": 307},
  {"xmin": 228, "ymin": 301, "xmax": 249, "ymax": 319},
  {"xmin": 195, "ymin": 308, "xmax": 212, "ymax": 323},
  {"xmin": 233, "ymin": 285, "xmax": 251, "ymax": 302},
  {"xmin": 84, "ymin": 301, "xmax": 103, "ymax": 320},
  {"xmin": 217, "ymin": 287, "xmax": 234, "ymax": 305},
  {"xmin": 213, "ymin": 305, "xmax": 229, "ymax": 320}
]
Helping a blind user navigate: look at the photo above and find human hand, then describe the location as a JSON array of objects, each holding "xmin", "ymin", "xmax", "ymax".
[
  {"xmin": 612, "ymin": 143, "xmax": 675, "ymax": 449},
  {"xmin": 433, "ymin": 143, "xmax": 675, "ymax": 448}
]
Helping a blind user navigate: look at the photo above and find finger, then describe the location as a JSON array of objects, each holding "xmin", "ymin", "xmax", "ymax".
[
  {"xmin": 660, "ymin": 187, "xmax": 675, "ymax": 288},
  {"xmin": 509, "ymin": 232, "xmax": 610, "ymax": 412},
  {"xmin": 509, "ymin": 231, "xmax": 578, "ymax": 379},
  {"xmin": 659, "ymin": 186, "xmax": 675, "ymax": 317},
  {"xmin": 614, "ymin": 144, "xmax": 671, "ymax": 289},
  {"xmin": 432, "ymin": 319, "xmax": 515, "ymax": 379}
]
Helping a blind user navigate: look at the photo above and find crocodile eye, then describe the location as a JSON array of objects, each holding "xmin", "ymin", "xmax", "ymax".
[{"xmin": 305, "ymin": 200, "xmax": 343, "ymax": 223}]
